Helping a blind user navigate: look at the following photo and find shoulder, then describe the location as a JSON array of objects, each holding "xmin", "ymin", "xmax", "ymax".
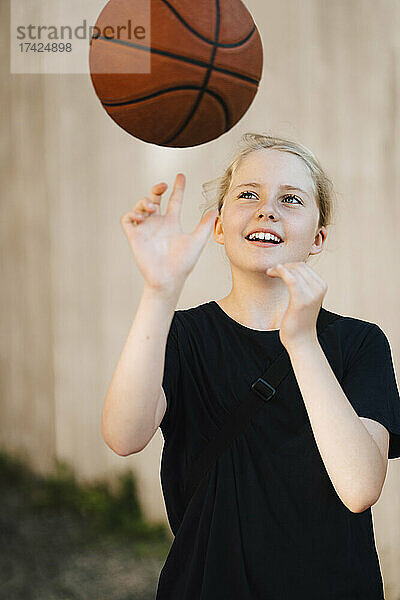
[
  {"xmin": 168, "ymin": 301, "xmax": 215, "ymax": 342},
  {"xmin": 319, "ymin": 306, "xmax": 391, "ymax": 360},
  {"xmin": 320, "ymin": 306, "xmax": 385, "ymax": 341},
  {"xmin": 320, "ymin": 307, "xmax": 393, "ymax": 373},
  {"xmin": 172, "ymin": 301, "xmax": 215, "ymax": 326}
]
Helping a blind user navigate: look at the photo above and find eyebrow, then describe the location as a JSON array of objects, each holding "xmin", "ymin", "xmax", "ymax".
[{"xmin": 232, "ymin": 182, "xmax": 311, "ymax": 199}]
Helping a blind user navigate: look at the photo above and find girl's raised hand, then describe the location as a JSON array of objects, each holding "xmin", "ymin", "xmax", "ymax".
[
  {"xmin": 120, "ymin": 173, "xmax": 218, "ymax": 295},
  {"xmin": 266, "ymin": 262, "xmax": 328, "ymax": 349}
]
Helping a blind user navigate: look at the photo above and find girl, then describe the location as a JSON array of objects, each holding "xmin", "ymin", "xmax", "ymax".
[{"xmin": 107, "ymin": 133, "xmax": 400, "ymax": 599}]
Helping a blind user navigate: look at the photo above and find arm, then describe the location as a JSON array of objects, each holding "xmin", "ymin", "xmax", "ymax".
[
  {"xmin": 107, "ymin": 172, "xmax": 217, "ymax": 455},
  {"xmin": 266, "ymin": 261, "xmax": 390, "ymax": 514},
  {"xmin": 287, "ymin": 337, "xmax": 388, "ymax": 513},
  {"xmin": 101, "ymin": 284, "xmax": 179, "ymax": 456}
]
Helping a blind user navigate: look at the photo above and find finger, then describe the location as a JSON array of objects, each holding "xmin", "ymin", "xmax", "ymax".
[
  {"xmin": 266, "ymin": 262, "xmax": 289, "ymax": 276},
  {"xmin": 267, "ymin": 263, "xmax": 296, "ymax": 280},
  {"xmin": 268, "ymin": 262, "xmax": 309, "ymax": 278},
  {"xmin": 295, "ymin": 263, "xmax": 327, "ymax": 292},
  {"xmin": 134, "ymin": 197, "xmax": 156, "ymax": 215},
  {"xmin": 267, "ymin": 264, "xmax": 309, "ymax": 296},
  {"xmin": 166, "ymin": 173, "xmax": 185, "ymax": 218},
  {"xmin": 300, "ymin": 263, "xmax": 327, "ymax": 288},
  {"xmin": 289, "ymin": 267, "xmax": 318, "ymax": 298},
  {"xmin": 283, "ymin": 265, "xmax": 321, "ymax": 303},
  {"xmin": 121, "ymin": 210, "xmax": 145, "ymax": 226},
  {"xmin": 149, "ymin": 182, "xmax": 167, "ymax": 214}
]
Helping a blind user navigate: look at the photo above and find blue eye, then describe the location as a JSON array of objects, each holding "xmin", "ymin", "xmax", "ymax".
[
  {"xmin": 282, "ymin": 194, "xmax": 302, "ymax": 204},
  {"xmin": 237, "ymin": 191, "xmax": 302, "ymax": 204}
]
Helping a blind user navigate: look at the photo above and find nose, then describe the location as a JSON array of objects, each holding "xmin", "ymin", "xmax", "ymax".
[
  {"xmin": 255, "ymin": 206, "xmax": 279, "ymax": 221},
  {"xmin": 253, "ymin": 195, "xmax": 279, "ymax": 221}
]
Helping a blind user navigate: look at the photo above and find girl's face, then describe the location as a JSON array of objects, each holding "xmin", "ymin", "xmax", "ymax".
[{"xmin": 214, "ymin": 149, "xmax": 327, "ymax": 273}]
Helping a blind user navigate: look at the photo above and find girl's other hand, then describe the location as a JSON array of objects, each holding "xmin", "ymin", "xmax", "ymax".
[{"xmin": 266, "ymin": 262, "xmax": 328, "ymax": 348}]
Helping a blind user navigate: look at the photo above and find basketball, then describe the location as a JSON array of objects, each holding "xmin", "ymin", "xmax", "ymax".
[{"xmin": 89, "ymin": 0, "xmax": 263, "ymax": 148}]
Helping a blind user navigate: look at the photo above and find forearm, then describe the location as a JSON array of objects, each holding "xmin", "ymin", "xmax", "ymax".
[
  {"xmin": 287, "ymin": 335, "xmax": 386, "ymax": 513},
  {"xmin": 102, "ymin": 284, "xmax": 181, "ymax": 455}
]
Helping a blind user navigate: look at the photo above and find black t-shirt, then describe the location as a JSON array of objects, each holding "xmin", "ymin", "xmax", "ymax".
[{"xmin": 156, "ymin": 301, "xmax": 400, "ymax": 600}]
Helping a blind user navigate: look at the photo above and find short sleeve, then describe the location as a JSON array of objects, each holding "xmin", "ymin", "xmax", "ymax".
[
  {"xmin": 340, "ymin": 323, "xmax": 400, "ymax": 459},
  {"xmin": 159, "ymin": 311, "xmax": 182, "ymax": 437}
]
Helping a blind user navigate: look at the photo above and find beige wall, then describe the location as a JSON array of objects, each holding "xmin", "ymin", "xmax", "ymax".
[{"xmin": 1, "ymin": 0, "xmax": 400, "ymax": 594}]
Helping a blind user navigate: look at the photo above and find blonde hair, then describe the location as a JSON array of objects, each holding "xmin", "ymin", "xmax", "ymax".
[{"xmin": 200, "ymin": 132, "xmax": 337, "ymax": 231}]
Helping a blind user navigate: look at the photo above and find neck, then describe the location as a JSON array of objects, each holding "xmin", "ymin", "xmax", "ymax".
[{"xmin": 219, "ymin": 278, "xmax": 290, "ymax": 331}]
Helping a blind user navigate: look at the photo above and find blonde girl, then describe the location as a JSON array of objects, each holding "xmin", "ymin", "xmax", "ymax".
[{"xmin": 104, "ymin": 133, "xmax": 400, "ymax": 599}]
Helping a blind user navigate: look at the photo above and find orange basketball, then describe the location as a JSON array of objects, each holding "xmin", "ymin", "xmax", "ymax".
[{"xmin": 89, "ymin": 0, "xmax": 263, "ymax": 148}]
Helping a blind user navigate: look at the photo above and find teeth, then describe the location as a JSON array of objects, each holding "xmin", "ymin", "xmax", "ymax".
[{"xmin": 248, "ymin": 232, "xmax": 281, "ymax": 243}]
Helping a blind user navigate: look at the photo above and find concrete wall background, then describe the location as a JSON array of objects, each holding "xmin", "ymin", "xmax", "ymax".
[{"xmin": 1, "ymin": 0, "xmax": 400, "ymax": 596}]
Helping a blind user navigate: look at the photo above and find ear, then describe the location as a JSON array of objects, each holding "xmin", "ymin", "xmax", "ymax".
[
  {"xmin": 213, "ymin": 213, "xmax": 225, "ymax": 246},
  {"xmin": 309, "ymin": 225, "xmax": 327, "ymax": 256}
]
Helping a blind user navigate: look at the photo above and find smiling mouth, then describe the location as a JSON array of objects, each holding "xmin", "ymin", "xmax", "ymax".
[{"xmin": 245, "ymin": 238, "xmax": 283, "ymax": 247}]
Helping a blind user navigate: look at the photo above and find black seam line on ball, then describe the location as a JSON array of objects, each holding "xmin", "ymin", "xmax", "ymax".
[
  {"xmin": 103, "ymin": 84, "xmax": 229, "ymax": 144},
  {"xmin": 93, "ymin": 37, "xmax": 259, "ymax": 86},
  {"xmin": 160, "ymin": 0, "xmax": 256, "ymax": 48},
  {"xmin": 101, "ymin": 84, "xmax": 229, "ymax": 124},
  {"xmin": 163, "ymin": 0, "xmax": 222, "ymax": 145}
]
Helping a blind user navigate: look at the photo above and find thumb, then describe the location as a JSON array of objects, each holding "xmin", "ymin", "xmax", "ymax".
[{"xmin": 191, "ymin": 208, "xmax": 218, "ymax": 246}]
